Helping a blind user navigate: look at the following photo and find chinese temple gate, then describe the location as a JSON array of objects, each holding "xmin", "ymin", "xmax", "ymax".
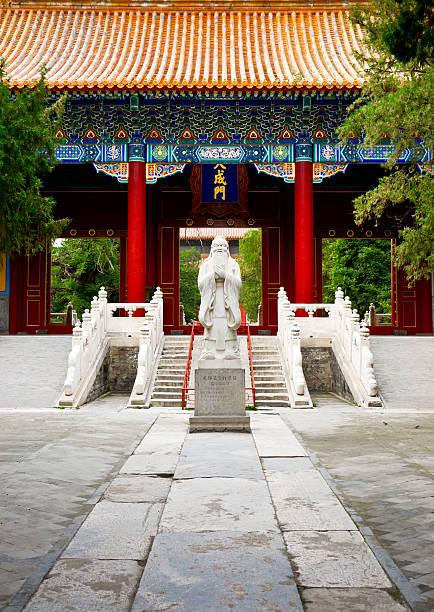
[{"xmin": 0, "ymin": 0, "xmax": 432, "ymax": 335}]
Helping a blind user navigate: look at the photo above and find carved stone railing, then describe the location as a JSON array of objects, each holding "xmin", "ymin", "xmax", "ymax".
[
  {"xmin": 277, "ymin": 289, "xmax": 312, "ymax": 407},
  {"xmin": 277, "ymin": 287, "xmax": 382, "ymax": 408},
  {"xmin": 129, "ymin": 289, "xmax": 164, "ymax": 406},
  {"xmin": 59, "ymin": 287, "xmax": 163, "ymax": 408}
]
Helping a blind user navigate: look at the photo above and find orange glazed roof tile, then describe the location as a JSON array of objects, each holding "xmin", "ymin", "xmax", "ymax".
[{"xmin": 0, "ymin": 4, "xmax": 366, "ymax": 90}]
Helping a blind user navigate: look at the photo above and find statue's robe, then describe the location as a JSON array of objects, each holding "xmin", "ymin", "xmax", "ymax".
[{"xmin": 198, "ymin": 256, "xmax": 241, "ymax": 351}]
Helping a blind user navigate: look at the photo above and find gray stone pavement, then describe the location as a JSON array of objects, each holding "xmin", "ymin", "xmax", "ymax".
[
  {"xmin": 0, "ymin": 395, "xmax": 157, "ymax": 609},
  {"xmin": 282, "ymin": 393, "xmax": 434, "ymax": 611},
  {"xmin": 17, "ymin": 407, "xmax": 404, "ymax": 612},
  {"xmin": 370, "ymin": 337, "xmax": 434, "ymax": 412},
  {"xmin": 0, "ymin": 336, "xmax": 71, "ymax": 409}
]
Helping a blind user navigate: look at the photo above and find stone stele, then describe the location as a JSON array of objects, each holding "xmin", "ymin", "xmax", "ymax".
[{"xmin": 190, "ymin": 235, "xmax": 250, "ymax": 432}]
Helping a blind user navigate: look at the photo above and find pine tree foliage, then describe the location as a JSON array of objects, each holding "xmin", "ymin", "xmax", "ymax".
[
  {"xmin": 0, "ymin": 65, "xmax": 67, "ymax": 256},
  {"xmin": 51, "ymin": 238, "xmax": 120, "ymax": 317},
  {"xmin": 180, "ymin": 247, "xmax": 201, "ymax": 324},
  {"xmin": 338, "ymin": 0, "xmax": 433, "ymax": 283},
  {"xmin": 238, "ymin": 229, "xmax": 262, "ymax": 322},
  {"xmin": 322, "ymin": 239, "xmax": 392, "ymax": 315}
]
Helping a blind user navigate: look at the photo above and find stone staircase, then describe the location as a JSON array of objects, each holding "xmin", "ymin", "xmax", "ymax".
[
  {"xmin": 149, "ymin": 337, "xmax": 190, "ymax": 408},
  {"xmin": 251, "ymin": 337, "xmax": 290, "ymax": 408}
]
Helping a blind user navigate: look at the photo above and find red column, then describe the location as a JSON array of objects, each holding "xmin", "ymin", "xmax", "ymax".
[
  {"xmin": 294, "ymin": 143, "xmax": 315, "ymax": 303},
  {"xmin": 127, "ymin": 155, "xmax": 146, "ymax": 302}
]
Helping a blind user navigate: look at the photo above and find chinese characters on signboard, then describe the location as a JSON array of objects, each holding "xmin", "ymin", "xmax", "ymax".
[{"xmin": 201, "ymin": 164, "xmax": 238, "ymax": 204}]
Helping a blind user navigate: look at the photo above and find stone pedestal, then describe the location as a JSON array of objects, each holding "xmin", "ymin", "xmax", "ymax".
[{"xmin": 190, "ymin": 365, "xmax": 250, "ymax": 432}]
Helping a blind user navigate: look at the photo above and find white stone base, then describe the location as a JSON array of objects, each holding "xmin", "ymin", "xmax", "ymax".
[{"xmin": 189, "ymin": 416, "xmax": 251, "ymax": 432}]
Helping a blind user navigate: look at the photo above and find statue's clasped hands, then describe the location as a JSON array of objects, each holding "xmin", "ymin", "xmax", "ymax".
[{"xmin": 214, "ymin": 265, "xmax": 226, "ymax": 279}]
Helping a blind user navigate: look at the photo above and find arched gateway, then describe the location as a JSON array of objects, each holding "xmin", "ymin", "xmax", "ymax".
[{"xmin": 1, "ymin": 0, "xmax": 432, "ymax": 335}]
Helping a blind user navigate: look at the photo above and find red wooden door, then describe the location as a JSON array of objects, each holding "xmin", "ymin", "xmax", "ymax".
[
  {"xmin": 158, "ymin": 226, "xmax": 180, "ymax": 332},
  {"xmin": 9, "ymin": 245, "xmax": 50, "ymax": 334},
  {"xmin": 261, "ymin": 227, "xmax": 282, "ymax": 331},
  {"xmin": 395, "ymin": 270, "xmax": 433, "ymax": 334}
]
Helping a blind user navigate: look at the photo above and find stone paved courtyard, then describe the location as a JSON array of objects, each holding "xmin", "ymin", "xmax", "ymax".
[
  {"xmin": 2, "ymin": 393, "xmax": 433, "ymax": 611},
  {"xmin": 283, "ymin": 394, "xmax": 434, "ymax": 612},
  {"xmin": 0, "ymin": 396, "xmax": 157, "ymax": 610}
]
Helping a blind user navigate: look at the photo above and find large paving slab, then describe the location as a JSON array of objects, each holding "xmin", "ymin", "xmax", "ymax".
[
  {"xmin": 62, "ymin": 500, "xmax": 162, "ymax": 560},
  {"xmin": 250, "ymin": 414, "xmax": 307, "ymax": 457},
  {"xmin": 134, "ymin": 431, "xmax": 187, "ymax": 454},
  {"xmin": 159, "ymin": 477, "xmax": 279, "ymax": 533},
  {"xmin": 120, "ymin": 450, "xmax": 181, "ymax": 475},
  {"xmin": 124, "ymin": 426, "xmax": 188, "ymax": 474},
  {"xmin": 284, "ymin": 530, "xmax": 391, "ymax": 588},
  {"xmin": 175, "ymin": 432, "xmax": 264, "ymax": 480},
  {"xmin": 24, "ymin": 559, "xmax": 142, "ymax": 612},
  {"xmin": 301, "ymin": 588, "xmax": 408, "ymax": 611},
  {"xmin": 0, "ymin": 336, "xmax": 71, "ymax": 409},
  {"xmin": 104, "ymin": 475, "xmax": 172, "ymax": 503},
  {"xmin": 132, "ymin": 531, "xmax": 303, "ymax": 612},
  {"xmin": 263, "ymin": 458, "xmax": 356, "ymax": 531},
  {"xmin": 147, "ymin": 413, "xmax": 190, "ymax": 432}
]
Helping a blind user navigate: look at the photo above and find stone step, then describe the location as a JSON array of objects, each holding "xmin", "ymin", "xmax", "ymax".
[
  {"xmin": 253, "ymin": 371, "xmax": 285, "ymax": 382},
  {"xmin": 155, "ymin": 379, "xmax": 184, "ymax": 386},
  {"xmin": 150, "ymin": 398, "xmax": 183, "ymax": 407},
  {"xmin": 252, "ymin": 360, "xmax": 281, "ymax": 366},
  {"xmin": 157, "ymin": 365, "xmax": 186, "ymax": 371},
  {"xmin": 255, "ymin": 399, "xmax": 289, "ymax": 407},
  {"xmin": 152, "ymin": 391, "xmax": 182, "ymax": 398},
  {"xmin": 255, "ymin": 384, "xmax": 288, "ymax": 391},
  {"xmin": 160, "ymin": 359, "xmax": 187, "ymax": 364},
  {"xmin": 163, "ymin": 345, "xmax": 189, "ymax": 350},
  {"xmin": 252, "ymin": 344, "xmax": 277, "ymax": 353},
  {"xmin": 161, "ymin": 347, "xmax": 189, "ymax": 352},
  {"xmin": 253, "ymin": 365, "xmax": 283, "ymax": 371},
  {"xmin": 255, "ymin": 393, "xmax": 289, "ymax": 401}
]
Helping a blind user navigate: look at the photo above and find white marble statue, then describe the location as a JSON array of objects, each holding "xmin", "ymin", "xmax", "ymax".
[{"xmin": 198, "ymin": 235, "xmax": 242, "ymax": 362}]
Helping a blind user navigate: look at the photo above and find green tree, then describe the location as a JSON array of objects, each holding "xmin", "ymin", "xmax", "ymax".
[
  {"xmin": 0, "ymin": 66, "xmax": 66, "ymax": 257},
  {"xmin": 338, "ymin": 0, "xmax": 434, "ymax": 284},
  {"xmin": 238, "ymin": 229, "xmax": 262, "ymax": 321},
  {"xmin": 180, "ymin": 247, "xmax": 201, "ymax": 324},
  {"xmin": 322, "ymin": 239, "xmax": 391, "ymax": 315},
  {"xmin": 51, "ymin": 238, "xmax": 119, "ymax": 318}
]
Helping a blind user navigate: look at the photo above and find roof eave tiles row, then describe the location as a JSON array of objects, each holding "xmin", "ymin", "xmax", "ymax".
[{"xmin": 0, "ymin": 6, "xmax": 367, "ymax": 91}]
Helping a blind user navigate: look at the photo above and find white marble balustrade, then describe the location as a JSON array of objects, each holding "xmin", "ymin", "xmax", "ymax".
[
  {"xmin": 60, "ymin": 287, "xmax": 164, "ymax": 408},
  {"xmin": 277, "ymin": 287, "xmax": 382, "ymax": 408}
]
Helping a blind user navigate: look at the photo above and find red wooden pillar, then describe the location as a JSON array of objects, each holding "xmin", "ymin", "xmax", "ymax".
[
  {"xmin": 294, "ymin": 142, "xmax": 314, "ymax": 303},
  {"xmin": 127, "ymin": 144, "xmax": 146, "ymax": 302}
]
